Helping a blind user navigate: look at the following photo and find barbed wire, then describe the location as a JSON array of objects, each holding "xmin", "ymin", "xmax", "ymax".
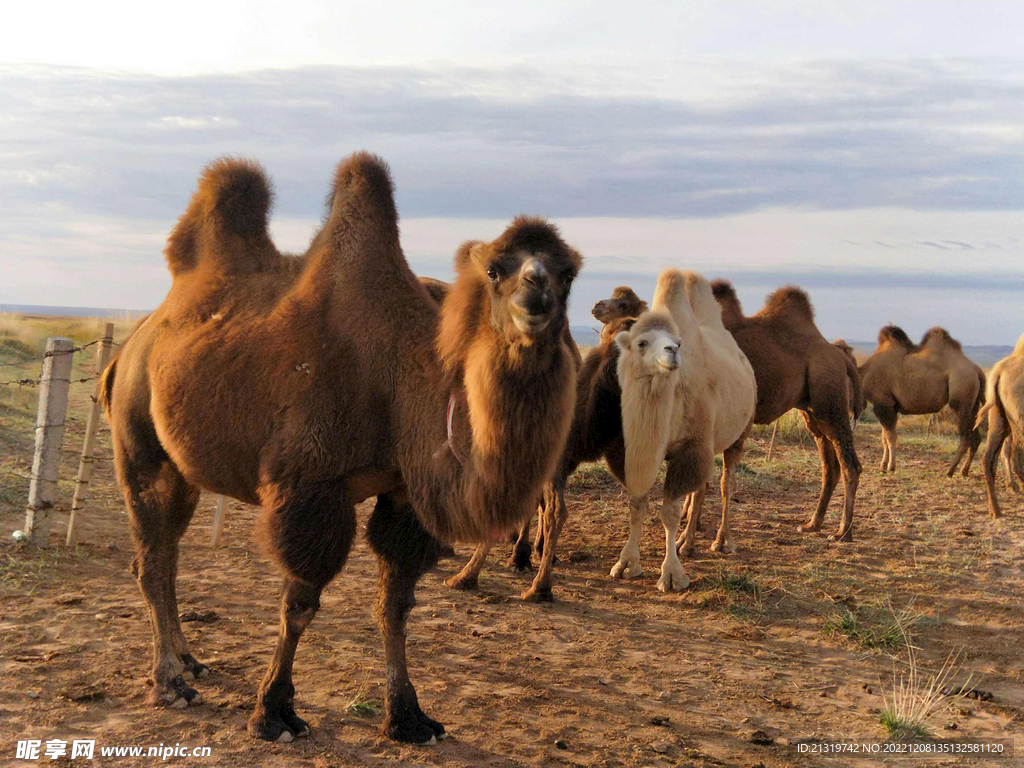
[{"xmin": 0, "ymin": 336, "xmax": 119, "ymax": 387}]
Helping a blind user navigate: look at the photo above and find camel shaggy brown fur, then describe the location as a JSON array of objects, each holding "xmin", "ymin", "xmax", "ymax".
[
  {"xmin": 975, "ymin": 333, "xmax": 1024, "ymax": 517},
  {"xmin": 101, "ymin": 153, "xmax": 582, "ymax": 745},
  {"xmin": 444, "ymin": 288, "xmax": 638, "ymax": 600},
  {"xmin": 833, "ymin": 339, "xmax": 867, "ymax": 420},
  {"xmin": 710, "ymin": 280, "xmax": 862, "ymax": 541},
  {"xmin": 614, "ymin": 270, "xmax": 756, "ymax": 591},
  {"xmin": 860, "ymin": 325, "xmax": 984, "ymax": 476}
]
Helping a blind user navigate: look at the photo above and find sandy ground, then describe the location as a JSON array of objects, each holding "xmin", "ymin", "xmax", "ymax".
[{"xmin": 1, "ymin": 366, "xmax": 1022, "ymax": 767}]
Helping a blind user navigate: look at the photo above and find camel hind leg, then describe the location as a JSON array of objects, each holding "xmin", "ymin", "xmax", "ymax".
[
  {"xmin": 711, "ymin": 437, "xmax": 746, "ymax": 554},
  {"xmin": 981, "ymin": 406, "xmax": 1008, "ymax": 518},
  {"xmin": 444, "ymin": 541, "xmax": 491, "ymax": 591},
  {"xmin": 114, "ymin": 428, "xmax": 203, "ymax": 709},
  {"xmin": 948, "ymin": 398, "xmax": 983, "ymax": 478}
]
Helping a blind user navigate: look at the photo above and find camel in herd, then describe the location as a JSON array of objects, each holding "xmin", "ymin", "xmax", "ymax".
[
  {"xmin": 592, "ymin": 285, "xmax": 648, "ymax": 326},
  {"xmin": 445, "ymin": 311, "xmax": 635, "ymax": 601},
  {"xmin": 975, "ymin": 334, "xmax": 1024, "ymax": 517},
  {"xmin": 100, "ymin": 153, "xmax": 582, "ymax": 744},
  {"xmin": 709, "ymin": 280, "xmax": 862, "ymax": 541},
  {"xmin": 614, "ymin": 270, "xmax": 756, "ymax": 591},
  {"xmin": 859, "ymin": 326, "xmax": 985, "ymax": 477}
]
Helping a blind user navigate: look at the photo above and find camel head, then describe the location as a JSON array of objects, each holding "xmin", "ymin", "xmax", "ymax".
[
  {"xmin": 614, "ymin": 312, "xmax": 681, "ymax": 376},
  {"xmin": 592, "ymin": 286, "xmax": 648, "ymax": 325},
  {"xmin": 457, "ymin": 216, "xmax": 581, "ymax": 342}
]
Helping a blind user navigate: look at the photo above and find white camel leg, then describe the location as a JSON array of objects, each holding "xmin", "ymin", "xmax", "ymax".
[
  {"xmin": 657, "ymin": 496, "xmax": 688, "ymax": 592},
  {"xmin": 610, "ymin": 494, "xmax": 646, "ymax": 579}
]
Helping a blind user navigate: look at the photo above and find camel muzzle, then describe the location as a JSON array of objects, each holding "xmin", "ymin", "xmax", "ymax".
[{"xmin": 657, "ymin": 348, "xmax": 679, "ymax": 371}]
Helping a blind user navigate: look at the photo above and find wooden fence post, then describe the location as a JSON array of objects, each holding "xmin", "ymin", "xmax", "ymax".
[
  {"xmin": 211, "ymin": 495, "xmax": 227, "ymax": 547},
  {"xmin": 766, "ymin": 419, "xmax": 780, "ymax": 463},
  {"xmin": 66, "ymin": 324, "xmax": 115, "ymax": 546},
  {"xmin": 25, "ymin": 337, "xmax": 76, "ymax": 545}
]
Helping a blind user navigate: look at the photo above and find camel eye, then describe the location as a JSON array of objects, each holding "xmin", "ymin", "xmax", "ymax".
[
  {"xmin": 637, "ymin": 339, "xmax": 648, "ymax": 350},
  {"xmin": 486, "ymin": 266, "xmax": 500, "ymax": 282},
  {"xmin": 562, "ymin": 271, "xmax": 575, "ymax": 287}
]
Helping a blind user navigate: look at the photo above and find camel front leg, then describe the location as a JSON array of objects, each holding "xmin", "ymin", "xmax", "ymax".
[
  {"xmin": 506, "ymin": 517, "xmax": 534, "ymax": 572},
  {"xmin": 657, "ymin": 495, "xmax": 689, "ymax": 592},
  {"xmin": 610, "ymin": 494, "xmax": 646, "ymax": 579},
  {"xmin": 711, "ymin": 441, "xmax": 743, "ymax": 553},
  {"xmin": 444, "ymin": 541, "xmax": 491, "ymax": 591},
  {"xmin": 676, "ymin": 484, "xmax": 707, "ymax": 557},
  {"xmin": 366, "ymin": 494, "xmax": 446, "ymax": 745},
  {"xmin": 248, "ymin": 578, "xmax": 321, "ymax": 742},
  {"xmin": 874, "ymin": 403, "xmax": 898, "ymax": 472},
  {"xmin": 522, "ymin": 483, "xmax": 565, "ymax": 602},
  {"xmin": 1003, "ymin": 440, "xmax": 1021, "ymax": 493}
]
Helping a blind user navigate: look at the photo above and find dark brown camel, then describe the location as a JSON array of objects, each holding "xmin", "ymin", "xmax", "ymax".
[
  {"xmin": 859, "ymin": 326, "xmax": 985, "ymax": 476},
  {"xmin": 443, "ymin": 287, "xmax": 645, "ymax": 599},
  {"xmin": 101, "ymin": 153, "xmax": 581, "ymax": 745},
  {"xmin": 708, "ymin": 280, "xmax": 863, "ymax": 541},
  {"xmin": 445, "ymin": 315, "xmax": 636, "ymax": 600}
]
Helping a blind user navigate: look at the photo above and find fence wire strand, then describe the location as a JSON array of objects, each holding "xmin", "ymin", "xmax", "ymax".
[{"xmin": 0, "ymin": 336, "xmax": 118, "ymax": 387}]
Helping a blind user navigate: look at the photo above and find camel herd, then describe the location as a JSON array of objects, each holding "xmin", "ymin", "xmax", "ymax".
[{"xmin": 99, "ymin": 152, "xmax": 1021, "ymax": 746}]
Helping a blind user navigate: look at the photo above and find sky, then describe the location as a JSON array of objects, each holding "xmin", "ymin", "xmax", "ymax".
[{"xmin": 1, "ymin": 1, "xmax": 1022, "ymax": 344}]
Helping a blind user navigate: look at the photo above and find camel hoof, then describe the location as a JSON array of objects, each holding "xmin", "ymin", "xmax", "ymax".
[
  {"xmin": 181, "ymin": 653, "xmax": 209, "ymax": 680},
  {"xmin": 521, "ymin": 586, "xmax": 553, "ymax": 603},
  {"xmin": 444, "ymin": 574, "xmax": 478, "ymax": 591},
  {"xmin": 657, "ymin": 570, "xmax": 689, "ymax": 593},
  {"xmin": 383, "ymin": 710, "xmax": 445, "ymax": 745},
  {"xmin": 152, "ymin": 675, "xmax": 201, "ymax": 708},
  {"xmin": 829, "ymin": 529, "xmax": 853, "ymax": 543},
  {"xmin": 676, "ymin": 542, "xmax": 696, "ymax": 558},
  {"xmin": 710, "ymin": 540, "xmax": 735, "ymax": 554},
  {"xmin": 276, "ymin": 731, "xmax": 294, "ymax": 744},
  {"xmin": 506, "ymin": 559, "xmax": 533, "ymax": 575},
  {"xmin": 610, "ymin": 560, "xmax": 642, "ymax": 579},
  {"xmin": 797, "ymin": 523, "xmax": 822, "ymax": 534}
]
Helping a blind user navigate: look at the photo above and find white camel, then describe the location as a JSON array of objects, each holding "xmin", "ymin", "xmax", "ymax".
[{"xmin": 611, "ymin": 269, "xmax": 757, "ymax": 592}]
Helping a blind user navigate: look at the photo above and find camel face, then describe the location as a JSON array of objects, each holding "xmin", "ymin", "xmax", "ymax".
[
  {"xmin": 470, "ymin": 235, "xmax": 579, "ymax": 340},
  {"xmin": 616, "ymin": 326, "xmax": 680, "ymax": 374},
  {"xmin": 592, "ymin": 286, "xmax": 647, "ymax": 325}
]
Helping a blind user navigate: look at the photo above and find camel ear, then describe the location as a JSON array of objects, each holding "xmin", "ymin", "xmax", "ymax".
[
  {"xmin": 468, "ymin": 242, "xmax": 490, "ymax": 270},
  {"xmin": 615, "ymin": 331, "xmax": 631, "ymax": 352}
]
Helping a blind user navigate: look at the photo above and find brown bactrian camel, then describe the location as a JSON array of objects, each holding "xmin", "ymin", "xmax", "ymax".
[
  {"xmin": 444, "ymin": 291, "xmax": 638, "ymax": 600},
  {"xmin": 592, "ymin": 285, "xmax": 648, "ymax": 325},
  {"xmin": 100, "ymin": 153, "xmax": 582, "ymax": 744},
  {"xmin": 711, "ymin": 280, "xmax": 862, "ymax": 540},
  {"xmin": 614, "ymin": 270, "xmax": 756, "ymax": 591},
  {"xmin": 860, "ymin": 326, "xmax": 985, "ymax": 476},
  {"xmin": 975, "ymin": 333, "xmax": 1024, "ymax": 517}
]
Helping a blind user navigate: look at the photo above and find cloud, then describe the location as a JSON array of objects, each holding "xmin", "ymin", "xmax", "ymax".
[{"xmin": 0, "ymin": 59, "xmax": 1020, "ymax": 224}]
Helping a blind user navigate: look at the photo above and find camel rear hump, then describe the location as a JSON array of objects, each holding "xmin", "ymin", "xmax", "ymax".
[
  {"xmin": 319, "ymin": 151, "xmax": 402, "ymax": 265},
  {"xmin": 683, "ymin": 272, "xmax": 725, "ymax": 329},
  {"xmin": 165, "ymin": 157, "xmax": 274, "ymax": 277},
  {"xmin": 652, "ymin": 269, "xmax": 696, "ymax": 332},
  {"xmin": 763, "ymin": 286, "xmax": 815, "ymax": 325}
]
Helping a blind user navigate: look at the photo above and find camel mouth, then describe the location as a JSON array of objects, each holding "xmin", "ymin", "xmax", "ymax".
[
  {"xmin": 512, "ymin": 311, "xmax": 553, "ymax": 335},
  {"xmin": 592, "ymin": 301, "xmax": 612, "ymax": 322},
  {"xmin": 656, "ymin": 350, "xmax": 679, "ymax": 372}
]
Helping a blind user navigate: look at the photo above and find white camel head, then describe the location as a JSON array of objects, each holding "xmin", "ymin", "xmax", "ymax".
[{"xmin": 615, "ymin": 316, "xmax": 681, "ymax": 375}]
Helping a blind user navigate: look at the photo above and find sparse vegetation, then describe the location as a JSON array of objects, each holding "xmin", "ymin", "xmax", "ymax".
[
  {"xmin": 880, "ymin": 647, "xmax": 970, "ymax": 741},
  {"xmin": 824, "ymin": 600, "xmax": 925, "ymax": 651}
]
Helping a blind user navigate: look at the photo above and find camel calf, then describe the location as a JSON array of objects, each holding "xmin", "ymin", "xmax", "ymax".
[{"xmin": 614, "ymin": 270, "xmax": 756, "ymax": 591}]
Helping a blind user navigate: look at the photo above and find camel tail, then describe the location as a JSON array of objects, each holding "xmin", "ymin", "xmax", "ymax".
[
  {"xmin": 321, "ymin": 151, "xmax": 400, "ymax": 258},
  {"xmin": 165, "ymin": 158, "xmax": 273, "ymax": 276},
  {"xmin": 652, "ymin": 268, "xmax": 696, "ymax": 331},
  {"xmin": 975, "ymin": 366, "xmax": 998, "ymax": 429},
  {"xmin": 845, "ymin": 354, "xmax": 865, "ymax": 422},
  {"xmin": 98, "ymin": 357, "xmax": 117, "ymax": 417}
]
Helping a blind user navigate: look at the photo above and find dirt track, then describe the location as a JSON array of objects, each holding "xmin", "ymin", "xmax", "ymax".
[{"xmin": 1, "ymin": 399, "xmax": 1023, "ymax": 767}]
